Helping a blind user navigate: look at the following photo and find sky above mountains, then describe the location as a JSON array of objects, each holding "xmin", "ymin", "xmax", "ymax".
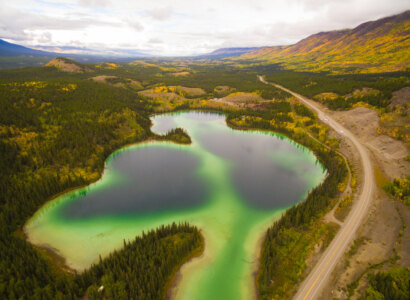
[{"xmin": 1, "ymin": 0, "xmax": 409, "ymax": 56}]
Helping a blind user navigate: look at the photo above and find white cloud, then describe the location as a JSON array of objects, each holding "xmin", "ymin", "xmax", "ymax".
[
  {"xmin": 126, "ymin": 19, "xmax": 144, "ymax": 32},
  {"xmin": 146, "ymin": 7, "xmax": 173, "ymax": 20},
  {"xmin": 0, "ymin": 0, "xmax": 408, "ymax": 56},
  {"xmin": 37, "ymin": 31, "xmax": 52, "ymax": 43},
  {"xmin": 78, "ymin": 0, "xmax": 111, "ymax": 7},
  {"xmin": 148, "ymin": 38, "xmax": 163, "ymax": 44}
]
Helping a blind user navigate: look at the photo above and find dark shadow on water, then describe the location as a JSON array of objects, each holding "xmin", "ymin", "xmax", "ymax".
[
  {"xmin": 60, "ymin": 147, "xmax": 208, "ymax": 219},
  {"xmin": 59, "ymin": 112, "xmax": 325, "ymax": 219}
]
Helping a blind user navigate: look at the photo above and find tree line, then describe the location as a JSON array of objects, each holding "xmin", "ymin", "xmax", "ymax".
[
  {"xmin": 224, "ymin": 103, "xmax": 348, "ymax": 299},
  {"xmin": 264, "ymin": 70, "xmax": 409, "ymax": 109},
  {"xmin": 0, "ymin": 72, "xmax": 203, "ymax": 299}
]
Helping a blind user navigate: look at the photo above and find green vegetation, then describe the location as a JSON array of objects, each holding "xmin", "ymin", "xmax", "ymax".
[
  {"xmin": 383, "ymin": 176, "xmax": 410, "ymax": 206},
  {"xmin": 0, "ymin": 55, "xmax": 52, "ymax": 69},
  {"xmin": 84, "ymin": 223, "xmax": 203, "ymax": 300},
  {"xmin": 374, "ymin": 166, "xmax": 390, "ymax": 189},
  {"xmin": 0, "ymin": 65, "xmax": 206, "ymax": 299},
  {"xmin": 51, "ymin": 56, "xmax": 87, "ymax": 66},
  {"xmin": 2, "ymin": 222, "xmax": 202, "ymax": 300},
  {"xmin": 237, "ymin": 11, "xmax": 410, "ymax": 74},
  {"xmin": 0, "ymin": 13, "xmax": 408, "ymax": 297},
  {"xmin": 347, "ymin": 237, "xmax": 369, "ymax": 259},
  {"xmin": 157, "ymin": 128, "xmax": 192, "ymax": 144},
  {"xmin": 222, "ymin": 102, "xmax": 348, "ymax": 299},
  {"xmin": 378, "ymin": 93, "xmax": 410, "ymax": 145},
  {"xmin": 257, "ymin": 148, "xmax": 346, "ymax": 299},
  {"xmin": 365, "ymin": 267, "xmax": 410, "ymax": 300},
  {"xmin": 257, "ymin": 222, "xmax": 339, "ymax": 298},
  {"xmin": 293, "ymin": 103, "xmax": 315, "ymax": 118},
  {"xmin": 263, "ymin": 69, "xmax": 409, "ymax": 144},
  {"xmin": 0, "ymin": 61, "xmax": 293, "ymax": 299},
  {"xmin": 0, "ymin": 59, "xmax": 351, "ymax": 299},
  {"xmin": 158, "ymin": 64, "xmax": 289, "ymax": 100},
  {"xmin": 335, "ymin": 194, "xmax": 354, "ymax": 221},
  {"xmin": 264, "ymin": 71, "xmax": 409, "ymax": 109},
  {"xmin": 0, "ymin": 78, "xmax": 150, "ymax": 228}
]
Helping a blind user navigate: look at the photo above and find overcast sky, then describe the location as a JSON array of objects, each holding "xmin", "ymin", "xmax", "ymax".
[{"xmin": 0, "ymin": 0, "xmax": 408, "ymax": 56}]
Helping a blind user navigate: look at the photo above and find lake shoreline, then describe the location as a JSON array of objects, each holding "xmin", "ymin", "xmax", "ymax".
[
  {"xmin": 167, "ymin": 228, "xmax": 210, "ymax": 300},
  {"xmin": 21, "ymin": 138, "xmax": 189, "ymax": 273},
  {"xmin": 23, "ymin": 111, "xmax": 326, "ymax": 299}
]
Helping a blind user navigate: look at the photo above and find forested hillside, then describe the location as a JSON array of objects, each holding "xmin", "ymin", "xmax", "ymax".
[
  {"xmin": 0, "ymin": 65, "xmax": 203, "ymax": 299},
  {"xmin": 239, "ymin": 11, "xmax": 410, "ymax": 74},
  {"xmin": 262, "ymin": 70, "xmax": 410, "ymax": 144},
  {"xmin": 0, "ymin": 61, "xmax": 293, "ymax": 298},
  {"xmin": 225, "ymin": 105, "xmax": 348, "ymax": 299},
  {"xmin": 0, "ymin": 58, "xmax": 396, "ymax": 299}
]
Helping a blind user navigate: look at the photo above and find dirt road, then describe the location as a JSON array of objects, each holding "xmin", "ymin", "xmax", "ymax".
[{"xmin": 258, "ymin": 75, "xmax": 375, "ymax": 300}]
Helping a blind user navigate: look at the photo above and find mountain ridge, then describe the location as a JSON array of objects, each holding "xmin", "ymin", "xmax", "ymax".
[
  {"xmin": 0, "ymin": 39, "xmax": 54, "ymax": 57},
  {"xmin": 197, "ymin": 47, "xmax": 263, "ymax": 58},
  {"xmin": 0, "ymin": 39, "xmax": 146, "ymax": 69},
  {"xmin": 239, "ymin": 10, "xmax": 410, "ymax": 73}
]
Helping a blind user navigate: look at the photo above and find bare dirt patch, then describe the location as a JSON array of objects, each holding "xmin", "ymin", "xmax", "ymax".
[
  {"xmin": 332, "ymin": 107, "xmax": 379, "ymax": 138},
  {"xmin": 390, "ymin": 86, "xmax": 410, "ymax": 106},
  {"xmin": 318, "ymin": 104, "xmax": 409, "ymax": 299},
  {"xmin": 329, "ymin": 106, "xmax": 409, "ymax": 179},
  {"xmin": 367, "ymin": 135, "xmax": 408, "ymax": 160},
  {"xmin": 320, "ymin": 185, "xmax": 407, "ymax": 299}
]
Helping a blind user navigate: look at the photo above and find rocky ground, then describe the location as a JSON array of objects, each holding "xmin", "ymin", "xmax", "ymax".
[{"xmin": 318, "ymin": 103, "xmax": 409, "ymax": 299}]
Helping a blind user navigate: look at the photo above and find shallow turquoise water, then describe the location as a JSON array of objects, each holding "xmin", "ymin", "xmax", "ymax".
[{"xmin": 25, "ymin": 112, "xmax": 326, "ymax": 300}]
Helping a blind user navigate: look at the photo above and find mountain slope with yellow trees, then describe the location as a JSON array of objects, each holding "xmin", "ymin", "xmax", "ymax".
[{"xmin": 239, "ymin": 11, "xmax": 410, "ymax": 74}]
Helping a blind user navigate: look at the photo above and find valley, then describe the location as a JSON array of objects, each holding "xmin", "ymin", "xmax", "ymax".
[{"xmin": 0, "ymin": 8, "xmax": 409, "ymax": 300}]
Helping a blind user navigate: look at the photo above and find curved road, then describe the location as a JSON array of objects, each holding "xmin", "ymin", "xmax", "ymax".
[{"xmin": 258, "ymin": 76, "xmax": 374, "ymax": 300}]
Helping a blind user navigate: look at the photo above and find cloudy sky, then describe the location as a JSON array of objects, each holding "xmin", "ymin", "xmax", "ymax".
[{"xmin": 0, "ymin": 0, "xmax": 408, "ymax": 56}]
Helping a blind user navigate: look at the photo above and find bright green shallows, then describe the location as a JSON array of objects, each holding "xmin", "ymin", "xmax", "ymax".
[{"xmin": 25, "ymin": 112, "xmax": 325, "ymax": 300}]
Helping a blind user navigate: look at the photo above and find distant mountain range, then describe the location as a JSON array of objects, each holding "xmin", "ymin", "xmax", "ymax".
[
  {"xmin": 197, "ymin": 47, "xmax": 263, "ymax": 58},
  {"xmin": 0, "ymin": 39, "xmax": 52, "ymax": 57},
  {"xmin": 0, "ymin": 38, "xmax": 263, "ymax": 68},
  {"xmin": 32, "ymin": 45, "xmax": 148, "ymax": 57},
  {"xmin": 1, "ymin": 10, "xmax": 409, "ymax": 72},
  {"xmin": 239, "ymin": 10, "xmax": 410, "ymax": 73},
  {"xmin": 0, "ymin": 39, "xmax": 149, "ymax": 69},
  {"xmin": 0, "ymin": 39, "xmax": 148, "ymax": 58}
]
